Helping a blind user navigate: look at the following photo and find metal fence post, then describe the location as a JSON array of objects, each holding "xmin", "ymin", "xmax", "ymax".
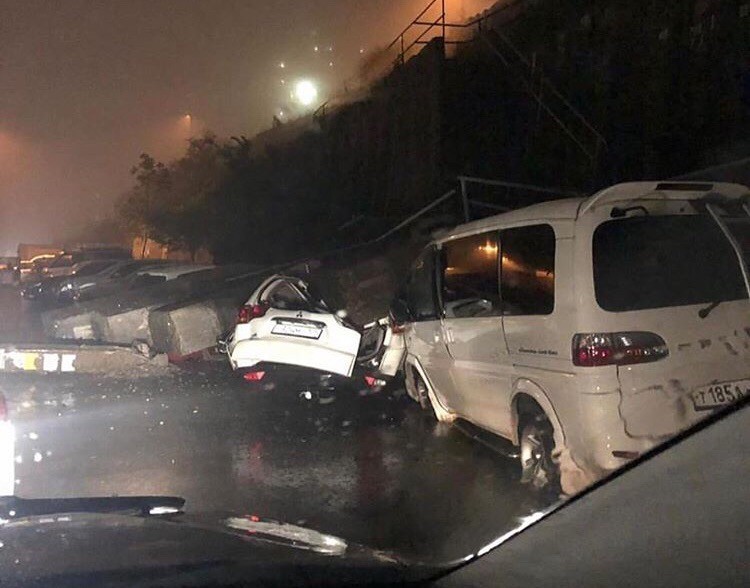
[
  {"xmin": 442, "ymin": 0, "xmax": 446, "ymax": 40},
  {"xmin": 460, "ymin": 177, "xmax": 470, "ymax": 222}
]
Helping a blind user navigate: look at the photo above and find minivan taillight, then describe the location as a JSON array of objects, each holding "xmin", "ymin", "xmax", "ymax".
[
  {"xmin": 573, "ymin": 332, "xmax": 669, "ymax": 367},
  {"xmin": 237, "ymin": 303, "xmax": 269, "ymax": 324}
]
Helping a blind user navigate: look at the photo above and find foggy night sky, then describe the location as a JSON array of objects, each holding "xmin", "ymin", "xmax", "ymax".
[{"xmin": 0, "ymin": 0, "xmax": 492, "ymax": 254}]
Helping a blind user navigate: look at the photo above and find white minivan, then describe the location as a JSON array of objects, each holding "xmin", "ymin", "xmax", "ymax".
[{"xmin": 393, "ymin": 181, "xmax": 750, "ymax": 495}]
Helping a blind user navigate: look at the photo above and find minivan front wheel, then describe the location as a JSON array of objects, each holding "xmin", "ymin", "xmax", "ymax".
[
  {"xmin": 410, "ymin": 368, "xmax": 455, "ymax": 423},
  {"xmin": 413, "ymin": 370, "xmax": 431, "ymax": 411},
  {"xmin": 519, "ymin": 415, "xmax": 560, "ymax": 493}
]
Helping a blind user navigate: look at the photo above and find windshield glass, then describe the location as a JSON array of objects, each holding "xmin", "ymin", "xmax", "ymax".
[
  {"xmin": 73, "ymin": 260, "xmax": 116, "ymax": 277},
  {"xmin": 1, "ymin": 1, "xmax": 748, "ymax": 585},
  {"xmin": 593, "ymin": 214, "xmax": 748, "ymax": 312},
  {"xmin": 49, "ymin": 255, "xmax": 74, "ymax": 268}
]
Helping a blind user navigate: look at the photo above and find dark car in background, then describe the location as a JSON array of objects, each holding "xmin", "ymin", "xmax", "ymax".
[
  {"xmin": 42, "ymin": 247, "xmax": 132, "ymax": 279},
  {"xmin": 21, "ymin": 259, "xmax": 122, "ymax": 304},
  {"xmin": 58, "ymin": 259, "xmax": 175, "ymax": 302},
  {"xmin": 0, "ymin": 257, "xmax": 18, "ymax": 285}
]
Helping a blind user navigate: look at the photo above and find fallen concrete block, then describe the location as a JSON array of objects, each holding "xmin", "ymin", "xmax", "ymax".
[
  {"xmin": 149, "ymin": 281, "xmax": 262, "ymax": 361},
  {"xmin": 62, "ymin": 272, "xmax": 216, "ymax": 345},
  {"xmin": 92, "ymin": 307, "xmax": 153, "ymax": 346},
  {"xmin": 41, "ymin": 266, "xmax": 265, "ymax": 346},
  {"xmin": 149, "ymin": 301, "xmax": 223, "ymax": 360},
  {"xmin": 0, "ymin": 343, "xmax": 169, "ymax": 376},
  {"xmin": 41, "ymin": 309, "xmax": 97, "ymax": 340}
]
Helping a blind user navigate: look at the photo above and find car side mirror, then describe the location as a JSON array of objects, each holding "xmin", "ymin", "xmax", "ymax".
[
  {"xmin": 335, "ymin": 309, "xmax": 348, "ymax": 319},
  {"xmin": 390, "ymin": 298, "xmax": 411, "ymax": 324}
]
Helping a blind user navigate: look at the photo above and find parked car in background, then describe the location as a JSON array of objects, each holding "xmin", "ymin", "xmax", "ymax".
[
  {"xmin": 390, "ymin": 181, "xmax": 750, "ymax": 496},
  {"xmin": 223, "ymin": 274, "xmax": 404, "ymax": 381},
  {"xmin": 0, "ymin": 257, "xmax": 18, "ymax": 285},
  {"xmin": 24, "ymin": 260, "xmax": 215, "ymax": 304},
  {"xmin": 134, "ymin": 263, "xmax": 214, "ymax": 282},
  {"xmin": 43, "ymin": 247, "xmax": 131, "ymax": 278},
  {"xmin": 15, "ymin": 254, "xmax": 57, "ymax": 283},
  {"xmin": 58, "ymin": 259, "xmax": 173, "ymax": 302},
  {"xmin": 21, "ymin": 259, "xmax": 122, "ymax": 303},
  {"xmin": 0, "ymin": 257, "xmax": 17, "ymax": 271}
]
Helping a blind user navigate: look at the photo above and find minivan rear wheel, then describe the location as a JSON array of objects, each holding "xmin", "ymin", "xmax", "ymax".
[{"xmin": 519, "ymin": 414, "xmax": 560, "ymax": 494}]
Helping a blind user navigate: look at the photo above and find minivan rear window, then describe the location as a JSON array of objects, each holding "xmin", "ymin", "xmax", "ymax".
[{"xmin": 593, "ymin": 215, "xmax": 748, "ymax": 312}]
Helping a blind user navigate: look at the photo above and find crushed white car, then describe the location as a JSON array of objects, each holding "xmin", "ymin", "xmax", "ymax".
[{"xmin": 223, "ymin": 275, "xmax": 403, "ymax": 379}]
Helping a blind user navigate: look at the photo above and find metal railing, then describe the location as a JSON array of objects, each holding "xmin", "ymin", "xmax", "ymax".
[
  {"xmin": 445, "ymin": 1, "xmax": 607, "ymax": 163},
  {"xmin": 386, "ymin": 0, "xmax": 446, "ymax": 66},
  {"xmin": 383, "ymin": 0, "xmax": 606, "ymax": 165},
  {"xmin": 476, "ymin": 28, "xmax": 607, "ymax": 164},
  {"xmin": 458, "ymin": 175, "xmax": 583, "ymax": 222}
]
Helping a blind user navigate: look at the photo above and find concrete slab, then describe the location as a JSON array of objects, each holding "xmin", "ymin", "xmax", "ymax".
[
  {"xmin": 43, "ymin": 310, "xmax": 97, "ymax": 340},
  {"xmin": 149, "ymin": 302, "xmax": 222, "ymax": 360},
  {"xmin": 92, "ymin": 307, "xmax": 153, "ymax": 345},
  {"xmin": 41, "ymin": 266, "xmax": 265, "ymax": 348},
  {"xmin": 149, "ymin": 280, "xmax": 263, "ymax": 361},
  {"xmin": 0, "ymin": 343, "xmax": 170, "ymax": 376}
]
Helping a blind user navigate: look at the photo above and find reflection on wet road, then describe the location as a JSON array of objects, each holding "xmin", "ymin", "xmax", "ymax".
[{"xmin": 0, "ymin": 362, "xmax": 543, "ymax": 561}]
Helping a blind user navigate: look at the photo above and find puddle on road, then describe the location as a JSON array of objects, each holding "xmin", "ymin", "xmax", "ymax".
[{"xmin": 1, "ymin": 368, "xmax": 544, "ymax": 561}]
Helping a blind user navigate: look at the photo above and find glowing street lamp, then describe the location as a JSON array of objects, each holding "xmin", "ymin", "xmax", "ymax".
[{"xmin": 293, "ymin": 80, "xmax": 319, "ymax": 107}]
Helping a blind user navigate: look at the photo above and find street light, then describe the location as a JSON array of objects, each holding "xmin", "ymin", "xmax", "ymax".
[{"xmin": 293, "ymin": 80, "xmax": 318, "ymax": 107}]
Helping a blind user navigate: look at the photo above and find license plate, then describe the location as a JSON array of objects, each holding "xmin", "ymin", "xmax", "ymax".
[
  {"xmin": 272, "ymin": 322, "xmax": 322, "ymax": 340},
  {"xmin": 691, "ymin": 379, "xmax": 749, "ymax": 411}
]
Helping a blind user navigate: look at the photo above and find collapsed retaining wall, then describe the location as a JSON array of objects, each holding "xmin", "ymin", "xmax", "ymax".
[
  {"xmin": 148, "ymin": 283, "xmax": 260, "ymax": 361},
  {"xmin": 40, "ymin": 266, "xmax": 262, "ymax": 356}
]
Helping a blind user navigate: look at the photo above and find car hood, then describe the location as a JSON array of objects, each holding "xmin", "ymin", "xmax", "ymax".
[{"xmin": 0, "ymin": 511, "xmax": 434, "ymax": 587}]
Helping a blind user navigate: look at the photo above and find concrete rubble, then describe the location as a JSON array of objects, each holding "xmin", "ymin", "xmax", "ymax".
[
  {"xmin": 40, "ymin": 265, "xmax": 263, "ymax": 361},
  {"xmin": 0, "ymin": 343, "xmax": 170, "ymax": 377}
]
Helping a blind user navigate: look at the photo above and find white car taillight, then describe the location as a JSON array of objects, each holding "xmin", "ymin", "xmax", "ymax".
[{"xmin": 237, "ymin": 303, "xmax": 269, "ymax": 324}]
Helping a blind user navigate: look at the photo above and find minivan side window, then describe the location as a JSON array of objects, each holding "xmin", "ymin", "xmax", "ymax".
[
  {"xmin": 406, "ymin": 248, "xmax": 439, "ymax": 321},
  {"xmin": 440, "ymin": 232, "xmax": 502, "ymax": 318},
  {"xmin": 501, "ymin": 224, "xmax": 555, "ymax": 316}
]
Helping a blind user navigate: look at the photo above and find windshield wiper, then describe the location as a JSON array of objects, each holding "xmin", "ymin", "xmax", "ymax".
[
  {"xmin": 698, "ymin": 300, "xmax": 722, "ymax": 319},
  {"xmin": 0, "ymin": 495, "xmax": 185, "ymax": 520}
]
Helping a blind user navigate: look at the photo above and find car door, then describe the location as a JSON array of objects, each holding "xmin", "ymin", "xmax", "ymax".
[
  {"xmin": 398, "ymin": 247, "xmax": 455, "ymax": 406},
  {"xmin": 499, "ymin": 224, "xmax": 558, "ymax": 435},
  {"xmin": 438, "ymin": 231, "xmax": 512, "ymax": 434},
  {"xmin": 229, "ymin": 275, "xmax": 362, "ymax": 377}
]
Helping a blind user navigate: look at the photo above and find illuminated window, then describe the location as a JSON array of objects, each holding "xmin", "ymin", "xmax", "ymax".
[{"xmin": 440, "ymin": 232, "xmax": 501, "ymax": 318}]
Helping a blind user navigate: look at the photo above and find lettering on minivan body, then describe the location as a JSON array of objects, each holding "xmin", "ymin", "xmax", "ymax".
[{"xmin": 518, "ymin": 348, "xmax": 559, "ymax": 356}]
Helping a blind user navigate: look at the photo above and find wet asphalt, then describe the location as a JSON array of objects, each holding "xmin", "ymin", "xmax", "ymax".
[{"xmin": 0, "ymin": 286, "xmax": 546, "ymax": 562}]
